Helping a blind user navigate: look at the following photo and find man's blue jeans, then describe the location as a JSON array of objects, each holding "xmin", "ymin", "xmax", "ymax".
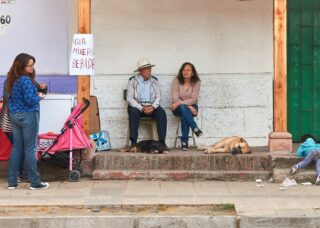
[
  {"xmin": 8, "ymin": 112, "xmax": 41, "ymax": 187},
  {"xmin": 296, "ymin": 150, "xmax": 320, "ymax": 176},
  {"xmin": 172, "ymin": 104, "xmax": 198, "ymax": 143}
]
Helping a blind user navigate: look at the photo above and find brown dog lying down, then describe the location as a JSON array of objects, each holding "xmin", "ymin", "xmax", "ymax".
[
  {"xmin": 197, "ymin": 136, "xmax": 251, "ymax": 155},
  {"xmin": 119, "ymin": 140, "xmax": 168, "ymax": 154}
]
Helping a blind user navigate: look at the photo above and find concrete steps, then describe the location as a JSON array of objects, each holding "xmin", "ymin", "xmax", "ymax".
[
  {"xmin": 4, "ymin": 149, "xmax": 317, "ymax": 183},
  {"xmin": 92, "ymin": 151, "xmax": 272, "ymax": 181},
  {"xmin": 0, "ymin": 205, "xmax": 237, "ymax": 228},
  {"xmin": 0, "ymin": 214, "xmax": 237, "ymax": 228},
  {"xmin": 272, "ymin": 154, "xmax": 317, "ymax": 183},
  {"xmin": 92, "ymin": 169, "xmax": 271, "ymax": 181},
  {"xmin": 1, "ymin": 213, "xmax": 319, "ymax": 228}
]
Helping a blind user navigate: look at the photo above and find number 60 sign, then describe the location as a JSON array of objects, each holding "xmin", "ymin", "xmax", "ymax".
[{"xmin": 0, "ymin": 15, "xmax": 11, "ymax": 25}]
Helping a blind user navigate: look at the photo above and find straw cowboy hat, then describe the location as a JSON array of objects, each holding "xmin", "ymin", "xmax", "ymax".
[{"xmin": 134, "ymin": 58, "xmax": 155, "ymax": 72}]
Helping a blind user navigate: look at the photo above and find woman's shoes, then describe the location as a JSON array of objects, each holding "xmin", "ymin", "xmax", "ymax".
[
  {"xmin": 30, "ymin": 182, "xmax": 49, "ymax": 190},
  {"xmin": 289, "ymin": 165, "xmax": 299, "ymax": 175},
  {"xmin": 8, "ymin": 184, "xmax": 20, "ymax": 190},
  {"xmin": 290, "ymin": 166, "xmax": 320, "ymax": 186},
  {"xmin": 193, "ymin": 127, "xmax": 203, "ymax": 137},
  {"xmin": 8, "ymin": 182, "xmax": 49, "ymax": 190}
]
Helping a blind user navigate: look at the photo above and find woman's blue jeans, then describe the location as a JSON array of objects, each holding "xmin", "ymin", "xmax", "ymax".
[
  {"xmin": 5, "ymin": 131, "xmax": 25, "ymax": 178},
  {"xmin": 172, "ymin": 104, "xmax": 198, "ymax": 143},
  {"xmin": 8, "ymin": 112, "xmax": 41, "ymax": 186},
  {"xmin": 296, "ymin": 150, "xmax": 320, "ymax": 176}
]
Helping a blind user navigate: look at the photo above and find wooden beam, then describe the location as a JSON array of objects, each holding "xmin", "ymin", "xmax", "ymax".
[
  {"xmin": 274, "ymin": 0, "xmax": 287, "ymax": 132},
  {"xmin": 78, "ymin": 0, "xmax": 91, "ymax": 33},
  {"xmin": 77, "ymin": 0, "xmax": 91, "ymax": 135}
]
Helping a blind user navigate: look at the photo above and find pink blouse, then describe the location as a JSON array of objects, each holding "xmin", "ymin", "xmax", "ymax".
[{"xmin": 171, "ymin": 78, "xmax": 201, "ymax": 105}]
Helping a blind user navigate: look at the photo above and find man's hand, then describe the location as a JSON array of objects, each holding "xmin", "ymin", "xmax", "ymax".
[
  {"xmin": 171, "ymin": 101, "xmax": 180, "ymax": 111},
  {"xmin": 143, "ymin": 105, "xmax": 155, "ymax": 115}
]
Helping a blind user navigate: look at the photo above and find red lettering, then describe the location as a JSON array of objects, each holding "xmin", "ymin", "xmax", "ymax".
[
  {"xmin": 72, "ymin": 58, "xmax": 94, "ymax": 70},
  {"xmin": 72, "ymin": 59, "xmax": 79, "ymax": 68},
  {"xmin": 73, "ymin": 38, "xmax": 87, "ymax": 46}
]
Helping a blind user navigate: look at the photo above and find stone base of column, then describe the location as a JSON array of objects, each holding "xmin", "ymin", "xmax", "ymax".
[{"xmin": 268, "ymin": 132, "xmax": 292, "ymax": 153}]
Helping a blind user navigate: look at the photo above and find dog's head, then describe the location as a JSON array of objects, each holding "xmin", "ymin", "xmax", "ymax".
[{"xmin": 232, "ymin": 138, "xmax": 251, "ymax": 154}]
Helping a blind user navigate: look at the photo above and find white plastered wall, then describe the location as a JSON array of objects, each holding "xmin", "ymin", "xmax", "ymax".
[
  {"xmin": 0, "ymin": 0, "xmax": 69, "ymax": 75},
  {"xmin": 75, "ymin": 0, "xmax": 274, "ymax": 148}
]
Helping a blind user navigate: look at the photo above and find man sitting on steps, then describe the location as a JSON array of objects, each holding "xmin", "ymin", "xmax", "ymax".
[{"xmin": 127, "ymin": 58, "xmax": 168, "ymax": 150}]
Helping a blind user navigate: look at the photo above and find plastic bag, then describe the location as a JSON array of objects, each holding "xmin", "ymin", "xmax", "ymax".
[
  {"xmin": 90, "ymin": 130, "xmax": 111, "ymax": 151},
  {"xmin": 280, "ymin": 177, "xmax": 298, "ymax": 188}
]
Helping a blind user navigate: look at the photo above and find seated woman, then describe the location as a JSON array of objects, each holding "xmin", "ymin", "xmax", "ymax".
[{"xmin": 171, "ymin": 62, "xmax": 202, "ymax": 151}]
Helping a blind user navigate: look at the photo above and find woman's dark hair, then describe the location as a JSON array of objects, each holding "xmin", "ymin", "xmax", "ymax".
[
  {"xmin": 6, "ymin": 53, "xmax": 36, "ymax": 94},
  {"xmin": 177, "ymin": 62, "xmax": 200, "ymax": 85},
  {"xmin": 300, "ymin": 134, "xmax": 317, "ymax": 143}
]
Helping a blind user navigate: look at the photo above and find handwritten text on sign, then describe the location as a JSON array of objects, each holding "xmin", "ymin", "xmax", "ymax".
[{"xmin": 69, "ymin": 34, "xmax": 94, "ymax": 75}]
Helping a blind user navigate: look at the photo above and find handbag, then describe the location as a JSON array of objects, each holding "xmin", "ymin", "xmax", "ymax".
[
  {"xmin": 0, "ymin": 128, "xmax": 12, "ymax": 160},
  {"xmin": 0, "ymin": 104, "xmax": 12, "ymax": 133}
]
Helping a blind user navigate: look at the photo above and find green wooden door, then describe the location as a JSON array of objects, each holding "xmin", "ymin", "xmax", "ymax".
[{"xmin": 288, "ymin": 0, "xmax": 320, "ymax": 141}]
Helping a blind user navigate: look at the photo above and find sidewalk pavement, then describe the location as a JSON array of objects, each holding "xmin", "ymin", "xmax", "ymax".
[{"xmin": 0, "ymin": 178, "xmax": 319, "ymax": 217}]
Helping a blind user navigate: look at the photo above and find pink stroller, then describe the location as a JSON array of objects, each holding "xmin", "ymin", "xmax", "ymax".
[{"xmin": 37, "ymin": 97, "xmax": 92, "ymax": 181}]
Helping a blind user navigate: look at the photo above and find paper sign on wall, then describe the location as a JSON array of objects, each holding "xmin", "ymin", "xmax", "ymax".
[{"xmin": 69, "ymin": 34, "xmax": 94, "ymax": 75}]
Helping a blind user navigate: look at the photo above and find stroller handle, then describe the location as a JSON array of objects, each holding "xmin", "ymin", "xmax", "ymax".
[
  {"xmin": 71, "ymin": 97, "xmax": 91, "ymax": 121},
  {"xmin": 74, "ymin": 97, "xmax": 90, "ymax": 118},
  {"xmin": 81, "ymin": 97, "xmax": 90, "ymax": 113}
]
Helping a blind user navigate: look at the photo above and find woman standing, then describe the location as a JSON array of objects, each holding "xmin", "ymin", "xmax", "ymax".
[
  {"xmin": 171, "ymin": 62, "xmax": 202, "ymax": 151},
  {"xmin": 7, "ymin": 53, "xmax": 49, "ymax": 190}
]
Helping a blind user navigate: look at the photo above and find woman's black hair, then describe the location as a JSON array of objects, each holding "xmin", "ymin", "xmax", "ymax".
[{"xmin": 300, "ymin": 134, "xmax": 317, "ymax": 143}]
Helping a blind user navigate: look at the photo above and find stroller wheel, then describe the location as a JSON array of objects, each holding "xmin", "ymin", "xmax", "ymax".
[
  {"xmin": 75, "ymin": 164, "xmax": 83, "ymax": 175},
  {"xmin": 69, "ymin": 170, "xmax": 81, "ymax": 182}
]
